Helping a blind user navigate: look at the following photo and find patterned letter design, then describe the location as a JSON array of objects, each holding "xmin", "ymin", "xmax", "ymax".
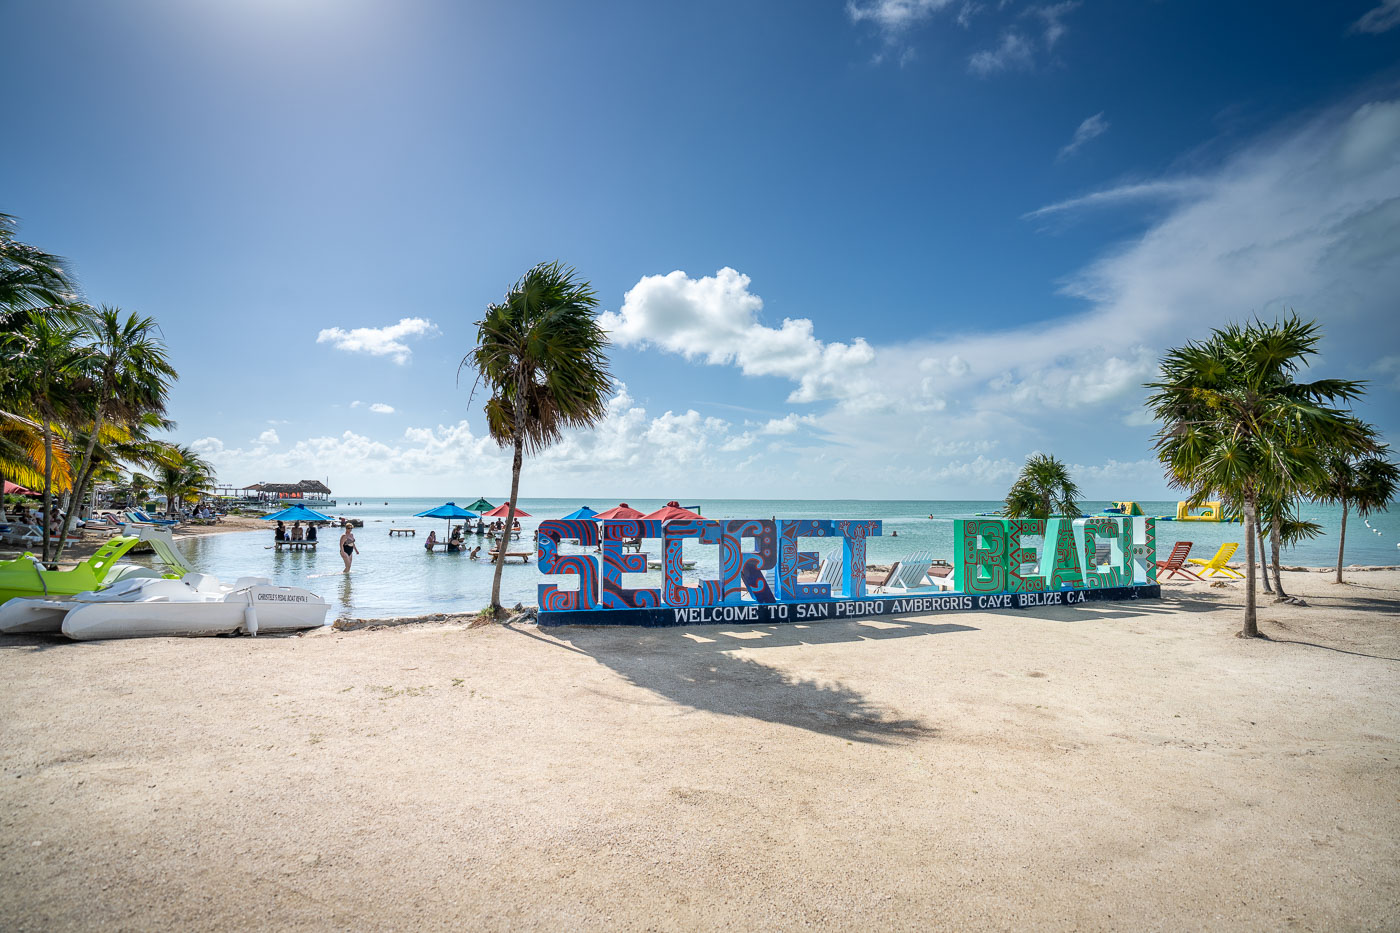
[
  {"xmin": 601, "ymin": 519, "xmax": 661, "ymax": 609},
  {"xmin": 1081, "ymin": 517, "xmax": 1133, "ymax": 589},
  {"xmin": 1006, "ymin": 519, "xmax": 1047, "ymax": 594},
  {"xmin": 954, "ymin": 519, "xmax": 1007, "ymax": 594},
  {"xmin": 1043, "ymin": 518, "xmax": 1084, "ymax": 589},
  {"xmin": 775, "ymin": 519, "xmax": 834, "ymax": 601},
  {"xmin": 662, "ymin": 520, "xmax": 724, "ymax": 607},
  {"xmin": 835, "ymin": 520, "xmax": 880, "ymax": 599},
  {"xmin": 537, "ymin": 519, "xmax": 600, "ymax": 611},
  {"xmin": 723, "ymin": 520, "xmax": 777, "ymax": 603}
]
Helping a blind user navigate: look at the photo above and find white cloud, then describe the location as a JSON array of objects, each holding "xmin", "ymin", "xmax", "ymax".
[
  {"xmin": 350, "ymin": 400, "xmax": 363, "ymax": 409},
  {"xmin": 256, "ymin": 428, "xmax": 280, "ymax": 445},
  {"xmin": 759, "ymin": 413, "xmax": 818, "ymax": 435},
  {"xmin": 369, "ymin": 403, "xmax": 395, "ymax": 414},
  {"xmin": 1032, "ymin": 0, "xmax": 1080, "ymax": 48},
  {"xmin": 599, "ymin": 268, "xmax": 878, "ymax": 405},
  {"xmin": 1058, "ymin": 112, "xmax": 1109, "ymax": 160},
  {"xmin": 1351, "ymin": 0, "xmax": 1400, "ymax": 33},
  {"xmin": 968, "ymin": 31, "xmax": 1033, "ymax": 75},
  {"xmin": 316, "ymin": 317, "xmax": 438, "ymax": 364},
  {"xmin": 1022, "ymin": 179, "xmax": 1211, "ymax": 219},
  {"xmin": 847, "ymin": 0, "xmax": 955, "ymax": 33}
]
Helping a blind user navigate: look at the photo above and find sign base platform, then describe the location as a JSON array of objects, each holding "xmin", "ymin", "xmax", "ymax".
[{"xmin": 538, "ymin": 583, "xmax": 1161, "ymax": 628}]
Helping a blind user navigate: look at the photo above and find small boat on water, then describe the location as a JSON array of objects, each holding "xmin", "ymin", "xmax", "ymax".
[{"xmin": 2, "ymin": 573, "xmax": 330, "ymax": 641}]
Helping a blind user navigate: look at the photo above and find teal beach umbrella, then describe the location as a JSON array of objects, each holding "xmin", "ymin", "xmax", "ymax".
[{"xmin": 413, "ymin": 502, "xmax": 478, "ymax": 542}]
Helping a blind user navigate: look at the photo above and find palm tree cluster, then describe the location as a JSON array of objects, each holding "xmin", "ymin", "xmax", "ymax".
[
  {"xmin": 464, "ymin": 261, "xmax": 613, "ymax": 617},
  {"xmin": 1003, "ymin": 453, "xmax": 1082, "ymax": 520},
  {"xmin": 1, "ymin": 213, "xmax": 213, "ymax": 561},
  {"xmin": 1146, "ymin": 314, "xmax": 1395, "ymax": 638}
]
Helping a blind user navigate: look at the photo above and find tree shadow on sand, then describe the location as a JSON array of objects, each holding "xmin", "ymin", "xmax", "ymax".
[{"xmin": 514, "ymin": 617, "xmax": 976, "ymax": 746}]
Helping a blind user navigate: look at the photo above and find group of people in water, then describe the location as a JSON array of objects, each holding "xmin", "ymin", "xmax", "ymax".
[
  {"xmin": 424, "ymin": 527, "xmax": 479, "ymax": 557},
  {"xmin": 420, "ymin": 518, "xmax": 521, "ymax": 558},
  {"xmin": 273, "ymin": 520, "xmax": 318, "ymax": 543}
]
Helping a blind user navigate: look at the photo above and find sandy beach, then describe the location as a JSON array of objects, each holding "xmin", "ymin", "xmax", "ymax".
[{"xmin": 1, "ymin": 569, "xmax": 1396, "ymax": 930}]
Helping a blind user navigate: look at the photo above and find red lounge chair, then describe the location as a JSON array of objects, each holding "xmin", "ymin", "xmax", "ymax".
[{"xmin": 1155, "ymin": 541, "xmax": 1203, "ymax": 582}]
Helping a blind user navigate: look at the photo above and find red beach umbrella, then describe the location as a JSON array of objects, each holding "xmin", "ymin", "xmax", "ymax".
[
  {"xmin": 3, "ymin": 481, "xmax": 35, "ymax": 495},
  {"xmin": 641, "ymin": 501, "xmax": 703, "ymax": 522},
  {"xmin": 483, "ymin": 503, "xmax": 531, "ymax": 518},
  {"xmin": 594, "ymin": 502, "xmax": 644, "ymax": 521}
]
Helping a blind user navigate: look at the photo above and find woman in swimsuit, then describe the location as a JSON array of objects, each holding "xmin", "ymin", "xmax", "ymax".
[{"xmin": 339, "ymin": 522, "xmax": 359, "ymax": 573}]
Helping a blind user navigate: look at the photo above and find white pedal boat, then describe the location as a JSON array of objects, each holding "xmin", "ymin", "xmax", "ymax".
[{"xmin": 1, "ymin": 573, "xmax": 329, "ymax": 640}]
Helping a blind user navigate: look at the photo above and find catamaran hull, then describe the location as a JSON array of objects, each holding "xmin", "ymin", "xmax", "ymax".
[
  {"xmin": 0, "ymin": 598, "xmax": 73, "ymax": 634},
  {"xmin": 61, "ymin": 589, "xmax": 329, "ymax": 641}
]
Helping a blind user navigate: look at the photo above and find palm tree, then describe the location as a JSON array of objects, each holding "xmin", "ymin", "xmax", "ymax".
[
  {"xmin": 1003, "ymin": 453, "xmax": 1081, "ymax": 519},
  {"xmin": 1315, "ymin": 448, "xmax": 1400, "ymax": 584},
  {"xmin": 152, "ymin": 443, "xmax": 215, "ymax": 515},
  {"xmin": 463, "ymin": 262, "xmax": 612, "ymax": 616},
  {"xmin": 127, "ymin": 471, "xmax": 155, "ymax": 509},
  {"xmin": 0, "ymin": 213, "xmax": 75, "ymax": 328},
  {"xmin": 1146, "ymin": 315, "xmax": 1367, "ymax": 637},
  {"xmin": 0, "ymin": 306, "xmax": 91, "ymax": 560},
  {"xmin": 0, "ymin": 412, "xmax": 73, "ymax": 523},
  {"xmin": 53, "ymin": 306, "xmax": 177, "ymax": 552}
]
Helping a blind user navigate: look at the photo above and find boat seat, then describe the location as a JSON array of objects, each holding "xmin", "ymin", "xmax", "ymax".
[
  {"xmin": 183, "ymin": 572, "xmax": 225, "ymax": 593},
  {"xmin": 232, "ymin": 576, "xmax": 271, "ymax": 590}
]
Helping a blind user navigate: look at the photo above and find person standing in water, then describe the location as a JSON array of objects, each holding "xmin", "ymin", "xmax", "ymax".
[{"xmin": 339, "ymin": 522, "xmax": 359, "ymax": 573}]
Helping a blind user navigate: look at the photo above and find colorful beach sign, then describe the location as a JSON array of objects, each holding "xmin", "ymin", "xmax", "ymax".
[{"xmin": 534, "ymin": 514, "xmax": 1160, "ymax": 627}]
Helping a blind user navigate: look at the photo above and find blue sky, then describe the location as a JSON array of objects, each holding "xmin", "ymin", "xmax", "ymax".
[{"xmin": 5, "ymin": 0, "xmax": 1399, "ymax": 499}]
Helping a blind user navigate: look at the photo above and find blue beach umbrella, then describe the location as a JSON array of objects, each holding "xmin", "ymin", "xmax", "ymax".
[
  {"xmin": 561, "ymin": 506, "xmax": 598, "ymax": 521},
  {"xmin": 261, "ymin": 504, "xmax": 334, "ymax": 523},
  {"xmin": 413, "ymin": 501, "xmax": 478, "ymax": 541}
]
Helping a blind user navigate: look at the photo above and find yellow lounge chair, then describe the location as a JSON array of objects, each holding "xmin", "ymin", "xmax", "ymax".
[{"xmin": 1187, "ymin": 542, "xmax": 1244, "ymax": 578}]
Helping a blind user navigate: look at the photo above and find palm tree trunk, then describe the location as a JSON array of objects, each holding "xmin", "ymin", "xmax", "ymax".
[
  {"xmin": 41, "ymin": 419, "xmax": 54, "ymax": 563},
  {"xmin": 56, "ymin": 413, "xmax": 103, "ymax": 556},
  {"xmin": 1241, "ymin": 496, "xmax": 1259, "ymax": 637},
  {"xmin": 1258, "ymin": 524, "xmax": 1273, "ymax": 595},
  {"xmin": 0, "ymin": 468, "xmax": 7, "ymax": 523},
  {"xmin": 1270, "ymin": 515, "xmax": 1287, "ymax": 598},
  {"xmin": 489, "ymin": 435, "xmax": 524, "ymax": 614},
  {"xmin": 1334, "ymin": 500, "xmax": 1348, "ymax": 584}
]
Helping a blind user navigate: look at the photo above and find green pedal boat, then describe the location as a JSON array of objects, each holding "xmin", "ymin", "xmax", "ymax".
[{"xmin": 0, "ymin": 526, "xmax": 188, "ymax": 607}]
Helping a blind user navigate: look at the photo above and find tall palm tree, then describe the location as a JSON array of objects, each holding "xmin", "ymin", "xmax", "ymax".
[
  {"xmin": 1316, "ymin": 448, "xmax": 1400, "ymax": 584},
  {"xmin": 463, "ymin": 262, "xmax": 612, "ymax": 616},
  {"xmin": 1003, "ymin": 453, "xmax": 1081, "ymax": 519},
  {"xmin": 1146, "ymin": 315, "xmax": 1367, "ymax": 637},
  {"xmin": 53, "ymin": 306, "xmax": 177, "ymax": 552},
  {"xmin": 1, "ymin": 306, "xmax": 91, "ymax": 560}
]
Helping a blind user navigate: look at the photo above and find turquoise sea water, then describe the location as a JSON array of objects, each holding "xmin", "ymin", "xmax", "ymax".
[{"xmin": 165, "ymin": 498, "xmax": 1400, "ymax": 619}]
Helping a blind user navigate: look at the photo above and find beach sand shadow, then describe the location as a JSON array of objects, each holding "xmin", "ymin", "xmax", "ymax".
[{"xmin": 528, "ymin": 618, "xmax": 975, "ymax": 745}]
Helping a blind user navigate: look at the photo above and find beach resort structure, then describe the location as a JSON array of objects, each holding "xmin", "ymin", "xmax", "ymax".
[{"xmin": 214, "ymin": 479, "xmax": 334, "ymax": 507}]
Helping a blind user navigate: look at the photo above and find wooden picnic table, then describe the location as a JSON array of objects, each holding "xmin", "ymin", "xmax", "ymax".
[
  {"xmin": 274, "ymin": 540, "xmax": 317, "ymax": 550},
  {"xmin": 488, "ymin": 551, "xmax": 532, "ymax": 564},
  {"xmin": 389, "ymin": 528, "xmax": 416, "ymax": 536}
]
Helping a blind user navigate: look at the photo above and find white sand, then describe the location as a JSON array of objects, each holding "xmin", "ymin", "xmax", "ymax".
[{"xmin": 2, "ymin": 570, "xmax": 1397, "ymax": 930}]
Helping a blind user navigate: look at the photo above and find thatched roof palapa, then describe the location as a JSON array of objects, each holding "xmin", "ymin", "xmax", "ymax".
[{"xmin": 254, "ymin": 480, "xmax": 332, "ymax": 495}]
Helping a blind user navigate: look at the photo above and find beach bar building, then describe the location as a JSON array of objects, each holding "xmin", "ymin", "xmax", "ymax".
[{"xmin": 220, "ymin": 480, "xmax": 334, "ymax": 507}]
